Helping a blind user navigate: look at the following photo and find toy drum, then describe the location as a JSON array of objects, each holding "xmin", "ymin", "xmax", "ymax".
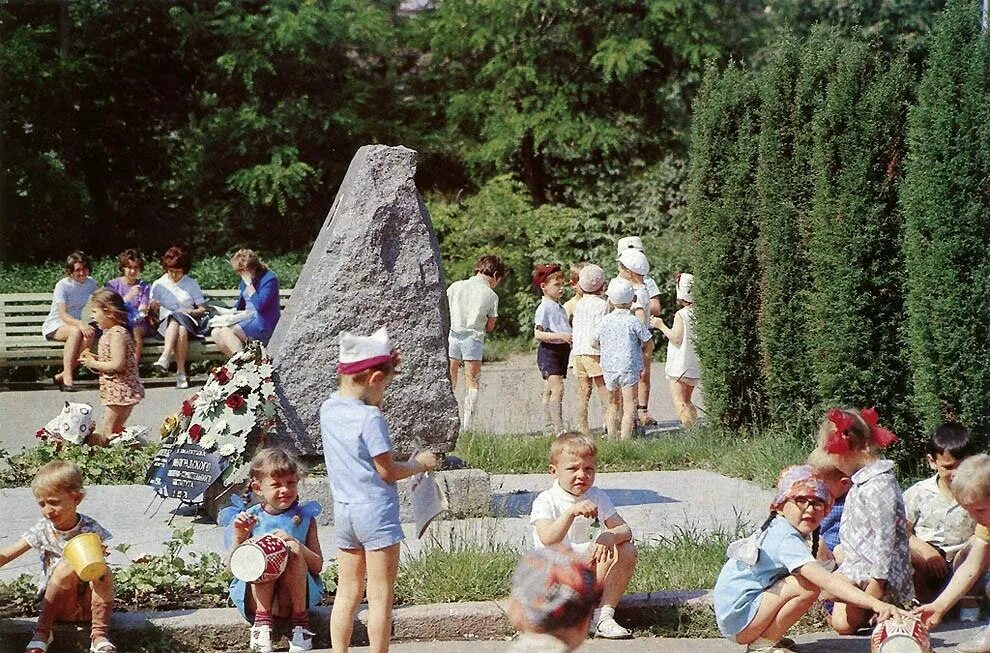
[
  {"xmin": 230, "ymin": 534, "xmax": 288, "ymax": 584},
  {"xmin": 871, "ymin": 614, "xmax": 932, "ymax": 653},
  {"xmin": 63, "ymin": 533, "xmax": 108, "ymax": 582}
]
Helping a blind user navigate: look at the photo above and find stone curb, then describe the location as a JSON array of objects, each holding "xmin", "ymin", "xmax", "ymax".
[{"xmin": 0, "ymin": 590, "xmax": 713, "ymax": 651}]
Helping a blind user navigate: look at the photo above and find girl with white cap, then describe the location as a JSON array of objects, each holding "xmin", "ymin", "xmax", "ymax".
[{"xmin": 651, "ymin": 273, "xmax": 700, "ymax": 426}]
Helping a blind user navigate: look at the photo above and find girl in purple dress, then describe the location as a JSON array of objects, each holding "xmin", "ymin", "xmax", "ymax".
[{"xmin": 104, "ymin": 249, "xmax": 152, "ymax": 363}]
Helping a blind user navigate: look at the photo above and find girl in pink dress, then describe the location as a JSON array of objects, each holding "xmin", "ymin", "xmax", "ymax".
[{"xmin": 79, "ymin": 289, "xmax": 145, "ymax": 445}]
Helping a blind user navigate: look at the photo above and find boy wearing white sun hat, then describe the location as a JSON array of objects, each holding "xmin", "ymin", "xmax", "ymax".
[
  {"xmin": 320, "ymin": 327, "xmax": 439, "ymax": 653},
  {"xmin": 615, "ymin": 236, "xmax": 662, "ymax": 428}
]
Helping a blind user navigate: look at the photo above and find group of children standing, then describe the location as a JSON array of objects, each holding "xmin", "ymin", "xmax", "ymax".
[
  {"xmin": 713, "ymin": 408, "xmax": 990, "ymax": 653},
  {"xmin": 530, "ymin": 236, "xmax": 700, "ymax": 439}
]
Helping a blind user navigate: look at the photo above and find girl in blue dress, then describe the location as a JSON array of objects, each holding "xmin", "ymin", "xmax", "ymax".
[
  {"xmin": 713, "ymin": 465, "xmax": 907, "ymax": 653},
  {"xmin": 220, "ymin": 448, "xmax": 323, "ymax": 653}
]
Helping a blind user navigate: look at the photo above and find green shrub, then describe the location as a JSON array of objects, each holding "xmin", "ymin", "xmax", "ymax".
[
  {"xmin": 687, "ymin": 62, "xmax": 767, "ymax": 430},
  {"xmin": 0, "ymin": 442, "xmax": 162, "ymax": 488},
  {"xmin": 903, "ymin": 0, "xmax": 990, "ymax": 438},
  {"xmin": 806, "ymin": 40, "xmax": 915, "ymax": 442}
]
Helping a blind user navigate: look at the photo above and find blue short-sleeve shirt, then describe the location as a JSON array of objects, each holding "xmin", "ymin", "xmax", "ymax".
[
  {"xmin": 713, "ymin": 516, "xmax": 816, "ymax": 637},
  {"xmin": 320, "ymin": 392, "xmax": 398, "ymax": 505}
]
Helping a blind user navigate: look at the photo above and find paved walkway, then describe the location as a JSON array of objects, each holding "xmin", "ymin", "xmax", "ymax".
[
  {"xmin": 0, "ymin": 356, "xmax": 702, "ymax": 454},
  {"xmin": 324, "ymin": 623, "xmax": 986, "ymax": 652}
]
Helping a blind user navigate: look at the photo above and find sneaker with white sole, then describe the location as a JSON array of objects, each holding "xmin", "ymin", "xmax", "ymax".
[
  {"xmin": 288, "ymin": 625, "xmax": 314, "ymax": 652},
  {"xmin": 595, "ymin": 616, "xmax": 632, "ymax": 639},
  {"xmin": 175, "ymin": 373, "xmax": 189, "ymax": 389},
  {"xmin": 249, "ymin": 624, "xmax": 273, "ymax": 653},
  {"xmin": 152, "ymin": 356, "xmax": 170, "ymax": 373}
]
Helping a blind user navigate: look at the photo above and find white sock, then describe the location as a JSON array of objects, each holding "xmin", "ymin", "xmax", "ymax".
[
  {"xmin": 598, "ymin": 606, "xmax": 614, "ymax": 624},
  {"xmin": 463, "ymin": 388, "xmax": 478, "ymax": 430}
]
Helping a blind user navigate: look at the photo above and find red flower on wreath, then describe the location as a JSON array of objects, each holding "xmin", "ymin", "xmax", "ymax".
[
  {"xmin": 189, "ymin": 424, "xmax": 204, "ymax": 443},
  {"xmin": 225, "ymin": 393, "xmax": 246, "ymax": 411},
  {"xmin": 212, "ymin": 367, "xmax": 231, "ymax": 385},
  {"xmin": 181, "ymin": 400, "xmax": 194, "ymax": 417}
]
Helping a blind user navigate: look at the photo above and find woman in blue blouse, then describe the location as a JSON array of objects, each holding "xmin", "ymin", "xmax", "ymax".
[{"xmin": 212, "ymin": 249, "xmax": 280, "ymax": 356}]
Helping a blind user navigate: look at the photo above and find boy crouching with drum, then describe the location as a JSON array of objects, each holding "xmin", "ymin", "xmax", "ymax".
[
  {"xmin": 221, "ymin": 448, "xmax": 324, "ymax": 653},
  {"xmin": 0, "ymin": 461, "xmax": 115, "ymax": 653}
]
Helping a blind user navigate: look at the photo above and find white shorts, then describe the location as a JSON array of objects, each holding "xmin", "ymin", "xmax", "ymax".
[
  {"xmin": 603, "ymin": 370, "xmax": 639, "ymax": 391},
  {"xmin": 448, "ymin": 332, "xmax": 484, "ymax": 361}
]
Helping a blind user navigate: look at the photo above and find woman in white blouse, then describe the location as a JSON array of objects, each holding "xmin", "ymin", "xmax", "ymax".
[{"xmin": 149, "ymin": 246, "xmax": 209, "ymax": 389}]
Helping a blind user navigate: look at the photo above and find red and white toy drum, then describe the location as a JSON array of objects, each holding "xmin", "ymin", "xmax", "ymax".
[
  {"xmin": 230, "ymin": 534, "xmax": 289, "ymax": 584},
  {"xmin": 871, "ymin": 614, "xmax": 932, "ymax": 653}
]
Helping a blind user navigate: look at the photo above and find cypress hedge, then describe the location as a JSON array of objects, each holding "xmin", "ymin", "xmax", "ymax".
[
  {"xmin": 903, "ymin": 0, "xmax": 990, "ymax": 438},
  {"xmin": 687, "ymin": 63, "xmax": 767, "ymax": 430}
]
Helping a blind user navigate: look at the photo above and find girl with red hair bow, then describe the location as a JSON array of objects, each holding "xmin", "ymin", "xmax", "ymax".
[{"xmin": 815, "ymin": 407, "xmax": 913, "ymax": 635}]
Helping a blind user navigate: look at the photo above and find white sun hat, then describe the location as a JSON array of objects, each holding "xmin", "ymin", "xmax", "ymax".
[{"xmin": 338, "ymin": 326, "xmax": 393, "ymax": 374}]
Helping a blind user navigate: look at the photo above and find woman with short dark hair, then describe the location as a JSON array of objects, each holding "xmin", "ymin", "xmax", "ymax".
[
  {"xmin": 42, "ymin": 251, "xmax": 98, "ymax": 392},
  {"xmin": 104, "ymin": 249, "xmax": 152, "ymax": 363},
  {"xmin": 149, "ymin": 246, "xmax": 208, "ymax": 389}
]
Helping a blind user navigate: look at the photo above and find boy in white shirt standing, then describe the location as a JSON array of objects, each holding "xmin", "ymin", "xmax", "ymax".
[
  {"xmin": 530, "ymin": 433, "xmax": 637, "ymax": 640},
  {"xmin": 533, "ymin": 263, "xmax": 572, "ymax": 435},
  {"xmin": 447, "ymin": 254, "xmax": 506, "ymax": 431},
  {"xmin": 570, "ymin": 265, "xmax": 609, "ymax": 437},
  {"xmin": 616, "ymin": 237, "xmax": 662, "ymax": 427}
]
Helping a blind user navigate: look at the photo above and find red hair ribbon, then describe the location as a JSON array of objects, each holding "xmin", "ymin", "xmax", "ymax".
[
  {"xmin": 861, "ymin": 407, "xmax": 897, "ymax": 449},
  {"xmin": 825, "ymin": 408, "xmax": 853, "ymax": 454}
]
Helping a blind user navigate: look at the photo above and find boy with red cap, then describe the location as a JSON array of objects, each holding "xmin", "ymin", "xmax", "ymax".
[{"xmin": 320, "ymin": 327, "xmax": 438, "ymax": 653}]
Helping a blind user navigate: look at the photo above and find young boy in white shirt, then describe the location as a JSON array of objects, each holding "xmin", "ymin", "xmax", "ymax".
[
  {"xmin": 616, "ymin": 237, "xmax": 662, "ymax": 426},
  {"xmin": 446, "ymin": 254, "xmax": 506, "ymax": 431},
  {"xmin": 530, "ymin": 433, "xmax": 637, "ymax": 640},
  {"xmin": 570, "ymin": 265, "xmax": 609, "ymax": 437},
  {"xmin": 594, "ymin": 279, "xmax": 652, "ymax": 440}
]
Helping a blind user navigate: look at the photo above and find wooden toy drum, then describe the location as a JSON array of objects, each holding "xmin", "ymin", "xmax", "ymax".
[
  {"xmin": 63, "ymin": 533, "xmax": 108, "ymax": 582},
  {"xmin": 871, "ymin": 615, "xmax": 931, "ymax": 653},
  {"xmin": 230, "ymin": 534, "xmax": 288, "ymax": 583}
]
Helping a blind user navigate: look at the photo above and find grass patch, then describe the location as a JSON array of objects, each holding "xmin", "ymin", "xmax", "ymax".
[
  {"xmin": 481, "ymin": 335, "xmax": 533, "ymax": 362},
  {"xmin": 453, "ymin": 426, "xmax": 808, "ymax": 487},
  {"xmin": 629, "ymin": 526, "xmax": 741, "ymax": 594}
]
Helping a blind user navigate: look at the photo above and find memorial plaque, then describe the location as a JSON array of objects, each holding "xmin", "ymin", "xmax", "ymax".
[{"xmin": 146, "ymin": 441, "xmax": 229, "ymax": 502}]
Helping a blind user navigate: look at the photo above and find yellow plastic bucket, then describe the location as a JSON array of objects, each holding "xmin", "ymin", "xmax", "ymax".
[{"xmin": 63, "ymin": 533, "xmax": 107, "ymax": 582}]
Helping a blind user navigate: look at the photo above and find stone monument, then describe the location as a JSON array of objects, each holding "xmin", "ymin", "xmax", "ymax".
[{"xmin": 269, "ymin": 145, "xmax": 460, "ymax": 456}]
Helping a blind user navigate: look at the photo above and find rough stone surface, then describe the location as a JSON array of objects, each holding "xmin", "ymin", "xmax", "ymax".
[
  {"xmin": 269, "ymin": 145, "xmax": 459, "ymax": 456},
  {"xmin": 299, "ymin": 469, "xmax": 491, "ymax": 526}
]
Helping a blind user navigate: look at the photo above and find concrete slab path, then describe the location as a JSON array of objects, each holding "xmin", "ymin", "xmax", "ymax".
[{"xmin": 0, "ymin": 355, "xmax": 702, "ymax": 454}]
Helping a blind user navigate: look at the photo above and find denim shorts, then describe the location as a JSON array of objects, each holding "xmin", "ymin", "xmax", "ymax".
[
  {"xmin": 537, "ymin": 342, "xmax": 571, "ymax": 379},
  {"xmin": 603, "ymin": 369, "xmax": 640, "ymax": 391},
  {"xmin": 448, "ymin": 331, "xmax": 484, "ymax": 361},
  {"xmin": 334, "ymin": 500, "xmax": 404, "ymax": 551}
]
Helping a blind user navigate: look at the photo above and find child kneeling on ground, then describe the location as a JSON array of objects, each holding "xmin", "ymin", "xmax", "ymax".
[
  {"xmin": 0, "ymin": 461, "xmax": 115, "ymax": 653},
  {"xmin": 221, "ymin": 447, "xmax": 324, "ymax": 653},
  {"xmin": 529, "ymin": 432, "xmax": 637, "ymax": 639},
  {"xmin": 714, "ymin": 465, "xmax": 907, "ymax": 653}
]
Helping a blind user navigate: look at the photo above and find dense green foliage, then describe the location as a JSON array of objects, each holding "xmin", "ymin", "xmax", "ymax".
[
  {"xmin": 0, "ymin": 441, "xmax": 162, "ymax": 488},
  {"xmin": 903, "ymin": 0, "xmax": 990, "ymax": 437},
  {"xmin": 687, "ymin": 63, "xmax": 766, "ymax": 431}
]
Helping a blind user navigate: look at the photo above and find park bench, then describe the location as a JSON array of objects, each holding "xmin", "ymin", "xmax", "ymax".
[{"xmin": 0, "ymin": 288, "xmax": 292, "ymax": 370}]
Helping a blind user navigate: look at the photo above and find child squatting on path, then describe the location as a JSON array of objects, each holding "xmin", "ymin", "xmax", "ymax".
[
  {"xmin": 530, "ymin": 433, "xmax": 637, "ymax": 639},
  {"xmin": 533, "ymin": 264, "xmax": 573, "ymax": 435},
  {"xmin": 78, "ymin": 289, "xmax": 145, "ymax": 445},
  {"xmin": 0, "ymin": 461, "xmax": 115, "ymax": 653},
  {"xmin": 221, "ymin": 447, "xmax": 324, "ymax": 653},
  {"xmin": 713, "ymin": 465, "xmax": 908, "ymax": 653},
  {"xmin": 593, "ymin": 278, "xmax": 652, "ymax": 440},
  {"xmin": 815, "ymin": 407, "xmax": 914, "ymax": 634},
  {"xmin": 507, "ymin": 545, "xmax": 603, "ymax": 652},
  {"xmin": 917, "ymin": 453, "xmax": 990, "ymax": 653},
  {"xmin": 320, "ymin": 327, "xmax": 438, "ymax": 653}
]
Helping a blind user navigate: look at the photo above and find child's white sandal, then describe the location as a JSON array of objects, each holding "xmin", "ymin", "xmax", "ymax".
[
  {"xmin": 89, "ymin": 638, "xmax": 117, "ymax": 653},
  {"xmin": 24, "ymin": 632, "xmax": 52, "ymax": 653}
]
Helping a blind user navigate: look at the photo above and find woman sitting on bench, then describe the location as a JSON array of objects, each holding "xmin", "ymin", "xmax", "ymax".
[
  {"xmin": 42, "ymin": 251, "xmax": 98, "ymax": 393},
  {"xmin": 150, "ymin": 246, "xmax": 209, "ymax": 389}
]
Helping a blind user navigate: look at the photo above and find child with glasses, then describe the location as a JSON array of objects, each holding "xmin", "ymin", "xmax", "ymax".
[{"xmin": 714, "ymin": 465, "xmax": 908, "ymax": 653}]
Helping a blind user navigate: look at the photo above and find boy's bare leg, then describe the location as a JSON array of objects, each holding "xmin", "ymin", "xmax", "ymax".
[
  {"xmin": 462, "ymin": 360, "xmax": 482, "ymax": 430},
  {"xmin": 35, "ymin": 560, "xmax": 80, "ymax": 641},
  {"xmin": 249, "ymin": 579, "xmax": 276, "ymax": 616},
  {"xmin": 637, "ymin": 341, "xmax": 656, "ymax": 425},
  {"xmin": 89, "ymin": 569, "xmax": 114, "ymax": 644},
  {"xmin": 606, "ymin": 389, "xmax": 621, "ymax": 439},
  {"xmin": 669, "ymin": 379, "xmax": 699, "ymax": 426},
  {"xmin": 331, "ymin": 548, "xmax": 367, "ymax": 653},
  {"xmin": 592, "ymin": 377, "xmax": 609, "ymax": 432},
  {"xmin": 597, "ymin": 542, "xmax": 637, "ymax": 611},
  {"xmin": 830, "ymin": 576, "xmax": 880, "ymax": 635},
  {"xmin": 576, "ymin": 375, "xmax": 593, "ymax": 436},
  {"xmin": 547, "ymin": 374, "xmax": 565, "ymax": 433},
  {"xmin": 365, "ymin": 543, "xmax": 400, "ymax": 653},
  {"xmin": 620, "ymin": 384, "xmax": 637, "ymax": 440},
  {"xmin": 448, "ymin": 358, "xmax": 460, "ymax": 389}
]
